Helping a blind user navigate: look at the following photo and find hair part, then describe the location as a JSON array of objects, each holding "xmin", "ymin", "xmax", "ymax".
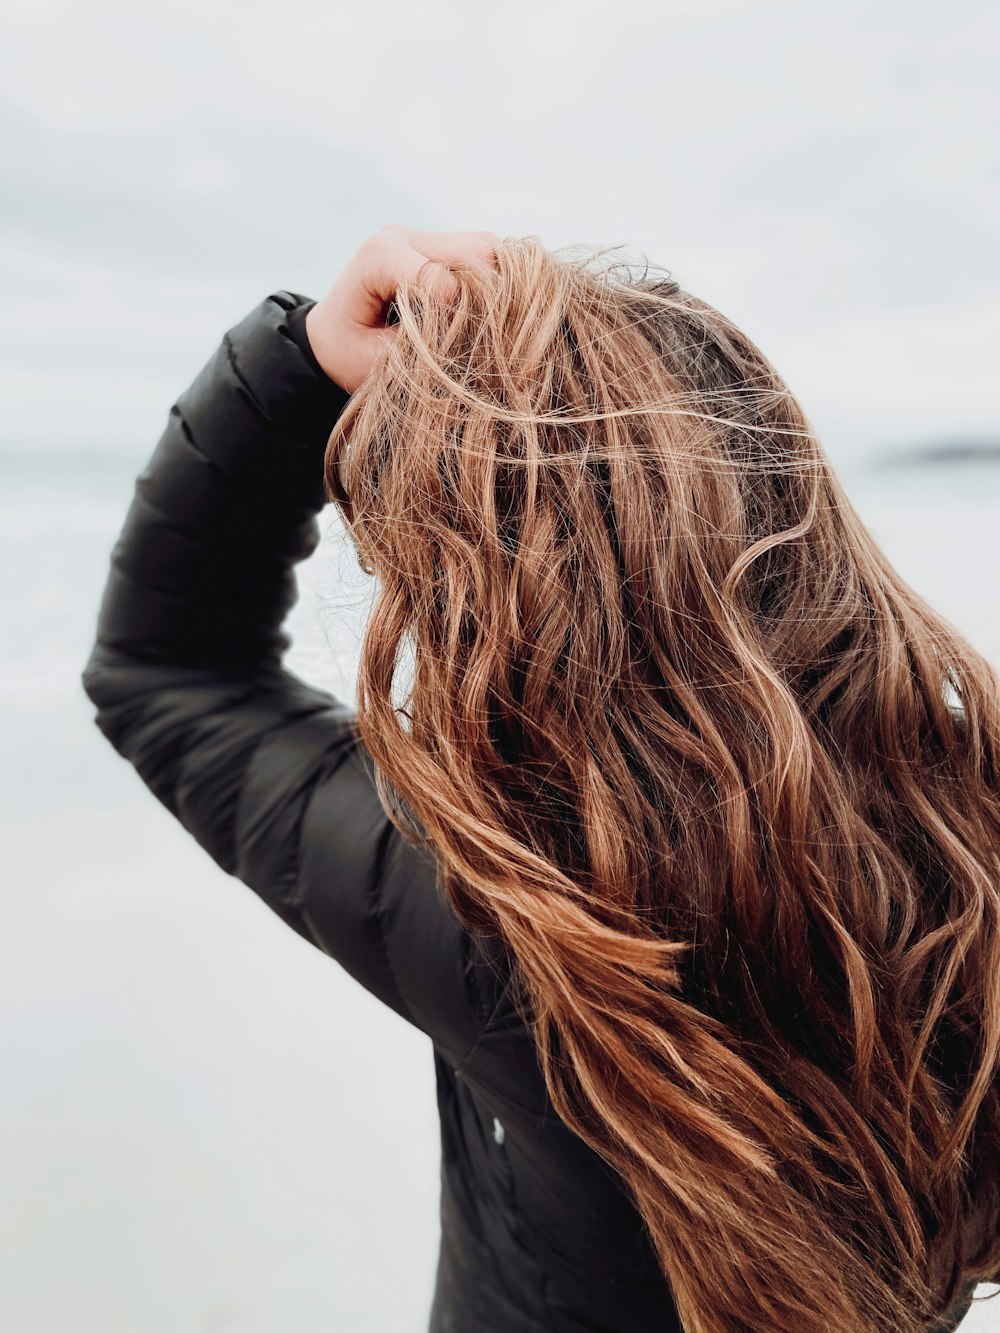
[{"xmin": 323, "ymin": 235, "xmax": 1000, "ymax": 1332}]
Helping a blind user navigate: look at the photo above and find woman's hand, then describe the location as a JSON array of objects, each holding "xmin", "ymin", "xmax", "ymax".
[{"xmin": 303, "ymin": 224, "xmax": 501, "ymax": 395}]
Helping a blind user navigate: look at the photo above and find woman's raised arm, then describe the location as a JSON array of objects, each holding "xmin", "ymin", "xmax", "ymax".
[{"xmin": 79, "ymin": 286, "xmax": 498, "ymax": 1070}]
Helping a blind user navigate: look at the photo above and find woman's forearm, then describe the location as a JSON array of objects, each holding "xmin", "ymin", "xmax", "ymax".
[{"xmin": 83, "ymin": 290, "xmax": 351, "ymax": 678}]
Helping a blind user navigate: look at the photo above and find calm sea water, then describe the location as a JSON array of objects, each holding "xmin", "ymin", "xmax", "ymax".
[{"xmin": 4, "ymin": 447, "xmax": 1000, "ymax": 1331}]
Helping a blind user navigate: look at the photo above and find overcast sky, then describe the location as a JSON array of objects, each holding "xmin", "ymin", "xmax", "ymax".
[
  {"xmin": 1, "ymin": 0, "xmax": 997, "ymax": 464},
  {"xmin": 4, "ymin": 8, "xmax": 1000, "ymax": 1328}
]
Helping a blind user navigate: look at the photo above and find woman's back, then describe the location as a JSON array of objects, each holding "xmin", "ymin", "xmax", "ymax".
[{"xmin": 429, "ymin": 935, "xmax": 685, "ymax": 1331}]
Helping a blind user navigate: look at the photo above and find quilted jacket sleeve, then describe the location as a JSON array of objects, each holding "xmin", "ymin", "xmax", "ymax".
[{"xmin": 80, "ymin": 289, "xmax": 491, "ymax": 1071}]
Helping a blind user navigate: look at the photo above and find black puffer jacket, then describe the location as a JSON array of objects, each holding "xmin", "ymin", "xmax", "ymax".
[
  {"xmin": 80, "ymin": 290, "xmax": 683, "ymax": 1333},
  {"xmin": 81, "ymin": 291, "xmax": 980, "ymax": 1333}
]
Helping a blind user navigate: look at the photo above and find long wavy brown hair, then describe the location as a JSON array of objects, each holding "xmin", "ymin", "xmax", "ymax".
[{"xmin": 321, "ymin": 236, "xmax": 1000, "ymax": 1332}]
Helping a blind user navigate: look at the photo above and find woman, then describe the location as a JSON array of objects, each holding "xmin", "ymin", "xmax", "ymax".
[{"xmin": 81, "ymin": 225, "xmax": 999, "ymax": 1332}]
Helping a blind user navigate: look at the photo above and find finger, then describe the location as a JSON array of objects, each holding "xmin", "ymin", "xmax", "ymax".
[
  {"xmin": 361, "ymin": 235, "xmax": 462, "ymax": 317},
  {"xmin": 381, "ymin": 225, "xmax": 500, "ymax": 272}
]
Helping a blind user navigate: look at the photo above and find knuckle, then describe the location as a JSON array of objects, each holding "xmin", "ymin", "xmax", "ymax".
[{"xmin": 357, "ymin": 232, "xmax": 393, "ymax": 264}]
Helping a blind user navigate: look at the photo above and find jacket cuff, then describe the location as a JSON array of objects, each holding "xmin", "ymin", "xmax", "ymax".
[
  {"xmin": 284, "ymin": 297, "xmax": 331, "ymax": 383},
  {"xmin": 187, "ymin": 289, "xmax": 352, "ymax": 464}
]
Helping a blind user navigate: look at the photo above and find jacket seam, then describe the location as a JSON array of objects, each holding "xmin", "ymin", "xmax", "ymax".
[
  {"xmin": 220, "ymin": 327, "xmax": 301, "ymax": 449},
  {"xmin": 453, "ymin": 971, "xmax": 518, "ymax": 1078},
  {"xmin": 222, "ymin": 329, "xmax": 270, "ymax": 424},
  {"xmin": 171, "ymin": 404, "xmax": 229, "ymax": 479}
]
